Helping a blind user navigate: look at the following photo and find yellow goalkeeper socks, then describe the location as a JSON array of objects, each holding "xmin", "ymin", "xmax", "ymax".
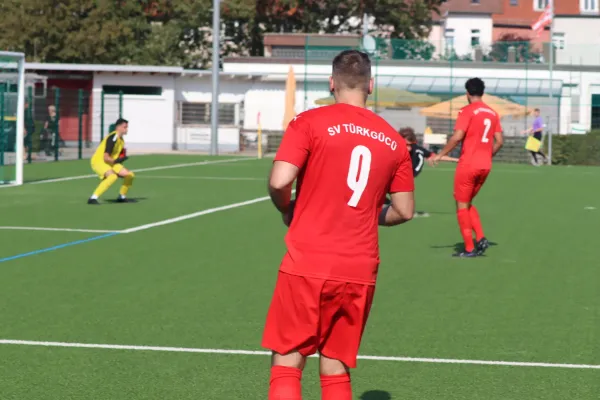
[
  {"xmin": 119, "ymin": 172, "xmax": 135, "ymax": 198},
  {"xmin": 91, "ymin": 174, "xmax": 118, "ymax": 199}
]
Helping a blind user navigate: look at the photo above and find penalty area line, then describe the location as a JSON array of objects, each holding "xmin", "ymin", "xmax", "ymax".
[
  {"xmin": 0, "ymin": 339, "xmax": 598, "ymax": 370},
  {"xmin": 26, "ymin": 157, "xmax": 253, "ymax": 186}
]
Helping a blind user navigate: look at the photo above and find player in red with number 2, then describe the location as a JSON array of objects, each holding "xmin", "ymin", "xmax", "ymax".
[
  {"xmin": 433, "ymin": 78, "xmax": 504, "ymax": 257},
  {"xmin": 263, "ymin": 50, "xmax": 415, "ymax": 400}
]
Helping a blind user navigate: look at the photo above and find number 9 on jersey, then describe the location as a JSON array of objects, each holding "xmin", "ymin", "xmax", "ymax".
[{"xmin": 347, "ymin": 145, "xmax": 372, "ymax": 207}]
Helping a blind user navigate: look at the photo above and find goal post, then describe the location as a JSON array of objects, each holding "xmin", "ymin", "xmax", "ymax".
[{"xmin": 0, "ymin": 51, "xmax": 25, "ymax": 186}]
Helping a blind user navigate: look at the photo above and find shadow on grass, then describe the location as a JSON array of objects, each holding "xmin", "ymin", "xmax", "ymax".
[
  {"xmin": 430, "ymin": 241, "xmax": 499, "ymax": 253},
  {"xmin": 360, "ymin": 390, "xmax": 392, "ymax": 400},
  {"xmin": 104, "ymin": 197, "xmax": 149, "ymax": 204}
]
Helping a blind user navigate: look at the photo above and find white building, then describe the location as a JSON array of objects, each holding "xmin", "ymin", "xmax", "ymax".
[{"xmin": 23, "ymin": 55, "xmax": 600, "ymax": 153}]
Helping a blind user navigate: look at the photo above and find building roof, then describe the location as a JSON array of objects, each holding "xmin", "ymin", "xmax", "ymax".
[
  {"xmin": 25, "ymin": 63, "xmax": 183, "ymax": 75},
  {"xmin": 434, "ymin": 0, "xmax": 504, "ymax": 20}
]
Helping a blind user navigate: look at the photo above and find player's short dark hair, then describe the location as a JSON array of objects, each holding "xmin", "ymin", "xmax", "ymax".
[
  {"xmin": 534, "ymin": 108, "xmax": 541, "ymax": 112},
  {"xmin": 115, "ymin": 118, "xmax": 128, "ymax": 127},
  {"xmin": 332, "ymin": 50, "xmax": 371, "ymax": 92},
  {"xmin": 465, "ymin": 78, "xmax": 485, "ymax": 97},
  {"xmin": 399, "ymin": 127, "xmax": 417, "ymax": 143}
]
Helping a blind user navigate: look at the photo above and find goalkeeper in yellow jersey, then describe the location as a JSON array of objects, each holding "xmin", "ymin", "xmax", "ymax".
[{"xmin": 88, "ymin": 118, "xmax": 135, "ymax": 205}]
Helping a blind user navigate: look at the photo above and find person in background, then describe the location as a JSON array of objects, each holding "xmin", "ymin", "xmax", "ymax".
[
  {"xmin": 398, "ymin": 127, "xmax": 458, "ymax": 178},
  {"xmin": 42, "ymin": 105, "xmax": 58, "ymax": 156},
  {"xmin": 432, "ymin": 78, "xmax": 504, "ymax": 257},
  {"xmin": 523, "ymin": 108, "xmax": 547, "ymax": 166}
]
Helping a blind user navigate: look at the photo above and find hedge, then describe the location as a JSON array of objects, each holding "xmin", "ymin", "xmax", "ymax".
[{"xmin": 549, "ymin": 130, "xmax": 600, "ymax": 166}]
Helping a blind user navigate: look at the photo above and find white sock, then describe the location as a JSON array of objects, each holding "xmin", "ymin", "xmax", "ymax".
[
  {"xmin": 90, "ymin": 194, "xmax": 98, "ymax": 200},
  {"xmin": 119, "ymin": 194, "xmax": 126, "ymax": 199}
]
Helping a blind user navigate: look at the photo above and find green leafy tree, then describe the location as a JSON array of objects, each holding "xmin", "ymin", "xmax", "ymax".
[
  {"xmin": 486, "ymin": 33, "xmax": 543, "ymax": 64},
  {"xmin": 364, "ymin": 0, "xmax": 444, "ymax": 39},
  {"xmin": 0, "ymin": 0, "xmax": 151, "ymax": 64}
]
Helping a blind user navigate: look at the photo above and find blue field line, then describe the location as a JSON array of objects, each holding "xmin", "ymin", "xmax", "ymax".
[{"xmin": 0, "ymin": 232, "xmax": 120, "ymax": 263}]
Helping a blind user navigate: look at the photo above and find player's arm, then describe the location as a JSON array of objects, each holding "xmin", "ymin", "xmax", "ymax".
[
  {"xmin": 103, "ymin": 136, "xmax": 116, "ymax": 165},
  {"xmin": 433, "ymin": 110, "xmax": 469, "ymax": 164},
  {"xmin": 379, "ymin": 192, "xmax": 414, "ymax": 226},
  {"xmin": 268, "ymin": 161, "xmax": 297, "ymax": 214},
  {"xmin": 379, "ymin": 150, "xmax": 415, "ymax": 226},
  {"xmin": 435, "ymin": 129, "xmax": 465, "ymax": 160},
  {"xmin": 492, "ymin": 129, "xmax": 504, "ymax": 156},
  {"xmin": 439, "ymin": 155, "xmax": 459, "ymax": 162},
  {"xmin": 268, "ymin": 116, "xmax": 310, "ymax": 224}
]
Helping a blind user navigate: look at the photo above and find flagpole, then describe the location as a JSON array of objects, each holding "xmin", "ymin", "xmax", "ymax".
[{"xmin": 547, "ymin": 0, "xmax": 554, "ymax": 165}]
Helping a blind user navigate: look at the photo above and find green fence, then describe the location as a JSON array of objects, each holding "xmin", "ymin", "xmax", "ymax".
[
  {"xmin": 300, "ymin": 37, "xmax": 600, "ymax": 164},
  {"xmin": 20, "ymin": 88, "xmax": 123, "ymax": 164}
]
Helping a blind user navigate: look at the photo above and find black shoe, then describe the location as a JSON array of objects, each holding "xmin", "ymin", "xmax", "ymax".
[
  {"xmin": 453, "ymin": 250, "xmax": 480, "ymax": 258},
  {"xmin": 87, "ymin": 198, "xmax": 100, "ymax": 205},
  {"xmin": 476, "ymin": 237, "xmax": 490, "ymax": 253}
]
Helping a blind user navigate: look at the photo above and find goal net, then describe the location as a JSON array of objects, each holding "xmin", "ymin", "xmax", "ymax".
[{"xmin": 0, "ymin": 52, "xmax": 25, "ymax": 186}]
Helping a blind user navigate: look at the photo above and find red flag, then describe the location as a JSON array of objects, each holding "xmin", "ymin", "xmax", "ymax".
[{"xmin": 532, "ymin": 3, "xmax": 553, "ymax": 35}]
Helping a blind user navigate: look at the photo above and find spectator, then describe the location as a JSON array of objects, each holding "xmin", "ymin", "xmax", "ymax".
[
  {"xmin": 42, "ymin": 105, "xmax": 58, "ymax": 156},
  {"xmin": 523, "ymin": 108, "xmax": 547, "ymax": 166}
]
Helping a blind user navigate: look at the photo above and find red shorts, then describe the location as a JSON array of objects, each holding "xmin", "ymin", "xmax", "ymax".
[
  {"xmin": 454, "ymin": 167, "xmax": 490, "ymax": 203},
  {"xmin": 262, "ymin": 272, "xmax": 375, "ymax": 369}
]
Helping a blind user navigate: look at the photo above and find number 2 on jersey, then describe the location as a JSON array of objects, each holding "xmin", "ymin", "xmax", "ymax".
[
  {"xmin": 347, "ymin": 145, "xmax": 372, "ymax": 207},
  {"xmin": 482, "ymin": 118, "xmax": 491, "ymax": 143}
]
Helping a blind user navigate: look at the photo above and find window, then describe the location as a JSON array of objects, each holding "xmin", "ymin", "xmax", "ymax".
[
  {"xmin": 178, "ymin": 102, "xmax": 236, "ymax": 126},
  {"xmin": 471, "ymin": 29, "xmax": 481, "ymax": 47},
  {"xmin": 534, "ymin": 0, "xmax": 549, "ymax": 11},
  {"xmin": 445, "ymin": 28, "xmax": 455, "ymax": 49},
  {"xmin": 552, "ymin": 32, "xmax": 565, "ymax": 49},
  {"xmin": 581, "ymin": 0, "xmax": 599, "ymax": 12},
  {"xmin": 102, "ymin": 85, "xmax": 162, "ymax": 96},
  {"xmin": 510, "ymin": 0, "xmax": 518, "ymax": 5}
]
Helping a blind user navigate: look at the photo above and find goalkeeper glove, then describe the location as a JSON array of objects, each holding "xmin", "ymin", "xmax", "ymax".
[{"xmin": 114, "ymin": 156, "xmax": 129, "ymax": 165}]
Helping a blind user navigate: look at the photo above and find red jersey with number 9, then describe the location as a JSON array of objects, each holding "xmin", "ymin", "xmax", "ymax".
[
  {"xmin": 274, "ymin": 103, "xmax": 414, "ymax": 285},
  {"xmin": 454, "ymin": 101, "xmax": 502, "ymax": 169}
]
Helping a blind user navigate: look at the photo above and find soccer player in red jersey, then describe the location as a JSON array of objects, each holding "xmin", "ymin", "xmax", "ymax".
[
  {"xmin": 263, "ymin": 50, "xmax": 415, "ymax": 400},
  {"xmin": 432, "ymin": 78, "xmax": 504, "ymax": 257}
]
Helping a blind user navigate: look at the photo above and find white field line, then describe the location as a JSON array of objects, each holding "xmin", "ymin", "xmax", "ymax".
[
  {"xmin": 121, "ymin": 196, "xmax": 272, "ymax": 234},
  {"xmin": 138, "ymin": 175, "xmax": 264, "ymax": 181},
  {"xmin": 1, "ymin": 188, "xmax": 286, "ymax": 236},
  {"xmin": 0, "ymin": 226, "xmax": 118, "ymax": 233},
  {"xmin": 0, "ymin": 339, "xmax": 598, "ymax": 370},
  {"xmin": 27, "ymin": 158, "xmax": 253, "ymax": 185}
]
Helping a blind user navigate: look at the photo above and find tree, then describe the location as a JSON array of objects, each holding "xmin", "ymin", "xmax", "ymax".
[
  {"xmin": 364, "ymin": 0, "xmax": 444, "ymax": 39},
  {"xmin": 0, "ymin": 0, "xmax": 152, "ymax": 64},
  {"xmin": 486, "ymin": 33, "xmax": 543, "ymax": 64}
]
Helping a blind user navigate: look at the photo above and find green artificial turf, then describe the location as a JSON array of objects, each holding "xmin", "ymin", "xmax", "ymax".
[{"xmin": 0, "ymin": 156, "xmax": 597, "ymax": 399}]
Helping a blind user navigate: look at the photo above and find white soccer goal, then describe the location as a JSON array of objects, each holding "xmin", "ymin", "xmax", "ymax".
[{"xmin": 0, "ymin": 51, "xmax": 25, "ymax": 186}]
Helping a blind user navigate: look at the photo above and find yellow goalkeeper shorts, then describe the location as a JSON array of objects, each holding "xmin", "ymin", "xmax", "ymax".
[{"xmin": 92, "ymin": 162, "xmax": 124, "ymax": 179}]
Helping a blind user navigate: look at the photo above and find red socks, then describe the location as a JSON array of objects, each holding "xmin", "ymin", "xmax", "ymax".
[
  {"xmin": 469, "ymin": 206, "xmax": 485, "ymax": 241},
  {"xmin": 268, "ymin": 367, "xmax": 351, "ymax": 400},
  {"xmin": 457, "ymin": 208, "xmax": 475, "ymax": 252},
  {"xmin": 269, "ymin": 366, "xmax": 302, "ymax": 400},
  {"xmin": 321, "ymin": 374, "xmax": 352, "ymax": 400}
]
